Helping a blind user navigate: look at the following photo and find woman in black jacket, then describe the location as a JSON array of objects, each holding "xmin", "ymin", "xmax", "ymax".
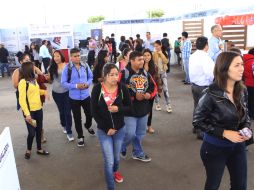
[
  {"xmin": 193, "ymin": 51, "xmax": 253, "ymax": 190},
  {"xmin": 91, "ymin": 63, "xmax": 131, "ymax": 190}
]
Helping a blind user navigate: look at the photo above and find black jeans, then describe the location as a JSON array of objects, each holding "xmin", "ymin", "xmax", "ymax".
[
  {"xmin": 147, "ymin": 97, "xmax": 155, "ymax": 126},
  {"xmin": 34, "ymin": 60, "xmax": 41, "ymax": 70},
  {"xmin": 201, "ymin": 142, "xmax": 247, "ymax": 190},
  {"xmin": 42, "ymin": 58, "xmax": 50, "ymax": 73},
  {"xmin": 110, "ymin": 51, "xmax": 117, "ymax": 63},
  {"xmin": 247, "ymin": 86, "xmax": 254, "ymax": 119},
  {"xmin": 25, "ymin": 109, "xmax": 43, "ymax": 150},
  {"xmin": 191, "ymin": 84, "xmax": 207, "ymax": 110},
  {"xmin": 70, "ymin": 97, "xmax": 92, "ymax": 138},
  {"xmin": 87, "ymin": 50, "xmax": 95, "ymax": 67},
  {"xmin": 52, "ymin": 91, "xmax": 72, "ymax": 134}
]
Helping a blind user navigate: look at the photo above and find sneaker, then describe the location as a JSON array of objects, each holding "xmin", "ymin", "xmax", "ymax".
[
  {"xmin": 87, "ymin": 128, "xmax": 95, "ymax": 136},
  {"xmin": 155, "ymin": 104, "xmax": 162, "ymax": 111},
  {"xmin": 77, "ymin": 138, "xmax": 84, "ymax": 147},
  {"xmin": 114, "ymin": 171, "xmax": 124, "ymax": 183},
  {"xmin": 166, "ymin": 104, "xmax": 172, "ymax": 113},
  {"xmin": 132, "ymin": 154, "xmax": 151, "ymax": 162},
  {"xmin": 63, "ymin": 127, "xmax": 67, "ymax": 134},
  {"xmin": 120, "ymin": 151, "xmax": 127, "ymax": 159},
  {"xmin": 67, "ymin": 134, "xmax": 74, "ymax": 142}
]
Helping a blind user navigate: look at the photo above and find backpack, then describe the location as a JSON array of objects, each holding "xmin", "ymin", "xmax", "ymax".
[
  {"xmin": 16, "ymin": 81, "xmax": 30, "ymax": 111},
  {"xmin": 118, "ymin": 68, "xmax": 157, "ymax": 99},
  {"xmin": 67, "ymin": 62, "xmax": 89, "ymax": 83}
]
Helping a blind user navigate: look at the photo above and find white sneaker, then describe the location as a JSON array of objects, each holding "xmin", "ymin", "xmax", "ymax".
[
  {"xmin": 63, "ymin": 127, "xmax": 67, "ymax": 134},
  {"xmin": 67, "ymin": 134, "xmax": 74, "ymax": 142},
  {"xmin": 155, "ymin": 104, "xmax": 162, "ymax": 111},
  {"xmin": 166, "ymin": 104, "xmax": 173, "ymax": 113}
]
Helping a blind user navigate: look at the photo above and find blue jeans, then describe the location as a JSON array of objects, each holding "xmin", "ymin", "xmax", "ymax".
[
  {"xmin": 52, "ymin": 91, "xmax": 72, "ymax": 134},
  {"xmin": 0, "ymin": 63, "xmax": 11, "ymax": 77},
  {"xmin": 121, "ymin": 115, "xmax": 148, "ymax": 157},
  {"xmin": 182, "ymin": 58, "xmax": 190, "ymax": 83},
  {"xmin": 97, "ymin": 127, "xmax": 126, "ymax": 190},
  {"xmin": 201, "ymin": 142, "xmax": 247, "ymax": 190}
]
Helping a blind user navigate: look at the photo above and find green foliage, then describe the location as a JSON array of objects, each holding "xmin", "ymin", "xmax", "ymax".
[
  {"xmin": 87, "ymin": 15, "xmax": 105, "ymax": 23},
  {"xmin": 147, "ymin": 9, "xmax": 165, "ymax": 18}
]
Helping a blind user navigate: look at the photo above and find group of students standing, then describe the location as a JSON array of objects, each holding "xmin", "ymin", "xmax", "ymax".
[
  {"xmin": 12, "ymin": 27, "xmax": 254, "ymax": 190},
  {"xmin": 14, "ymin": 33, "xmax": 174, "ymax": 189}
]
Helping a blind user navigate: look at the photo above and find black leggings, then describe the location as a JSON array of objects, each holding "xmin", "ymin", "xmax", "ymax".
[
  {"xmin": 34, "ymin": 60, "xmax": 41, "ymax": 70},
  {"xmin": 147, "ymin": 98, "xmax": 155, "ymax": 126},
  {"xmin": 42, "ymin": 58, "xmax": 50, "ymax": 73},
  {"xmin": 25, "ymin": 109, "xmax": 43, "ymax": 150}
]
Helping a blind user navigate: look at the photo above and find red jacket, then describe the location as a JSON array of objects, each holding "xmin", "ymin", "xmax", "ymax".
[{"xmin": 243, "ymin": 54, "xmax": 254, "ymax": 87}]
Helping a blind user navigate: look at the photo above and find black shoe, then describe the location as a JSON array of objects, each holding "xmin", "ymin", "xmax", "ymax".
[
  {"xmin": 87, "ymin": 128, "xmax": 95, "ymax": 136},
  {"xmin": 182, "ymin": 80, "xmax": 186, "ymax": 83},
  {"xmin": 37, "ymin": 150, "xmax": 50, "ymax": 156},
  {"xmin": 132, "ymin": 154, "xmax": 151, "ymax": 162},
  {"xmin": 184, "ymin": 82, "xmax": 191, "ymax": 85},
  {"xmin": 120, "ymin": 151, "xmax": 127, "ymax": 159},
  {"xmin": 77, "ymin": 138, "xmax": 85, "ymax": 147},
  {"xmin": 25, "ymin": 152, "xmax": 31, "ymax": 159}
]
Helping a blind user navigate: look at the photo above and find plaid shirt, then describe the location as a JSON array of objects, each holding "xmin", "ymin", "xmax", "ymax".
[{"xmin": 182, "ymin": 39, "xmax": 192, "ymax": 59}]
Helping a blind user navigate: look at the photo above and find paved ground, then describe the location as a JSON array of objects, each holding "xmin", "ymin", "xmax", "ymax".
[{"xmin": 0, "ymin": 65, "xmax": 253, "ymax": 190}]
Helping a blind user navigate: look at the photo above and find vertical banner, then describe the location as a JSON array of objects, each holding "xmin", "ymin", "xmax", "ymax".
[
  {"xmin": 28, "ymin": 24, "xmax": 74, "ymax": 49},
  {"xmin": 0, "ymin": 127, "xmax": 21, "ymax": 190},
  {"xmin": 91, "ymin": 29, "xmax": 102, "ymax": 41}
]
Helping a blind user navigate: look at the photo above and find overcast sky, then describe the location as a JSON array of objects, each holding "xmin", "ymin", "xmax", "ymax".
[{"xmin": 0, "ymin": 0, "xmax": 251, "ymax": 28}]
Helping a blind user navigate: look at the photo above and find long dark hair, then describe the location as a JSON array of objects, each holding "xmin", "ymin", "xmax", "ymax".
[
  {"xmin": 154, "ymin": 40, "xmax": 168, "ymax": 58},
  {"xmin": 20, "ymin": 61, "xmax": 35, "ymax": 81},
  {"xmin": 93, "ymin": 50, "xmax": 108, "ymax": 83},
  {"xmin": 48, "ymin": 50, "xmax": 66, "ymax": 81},
  {"xmin": 214, "ymin": 51, "xmax": 244, "ymax": 118},
  {"xmin": 142, "ymin": 49, "xmax": 156, "ymax": 76}
]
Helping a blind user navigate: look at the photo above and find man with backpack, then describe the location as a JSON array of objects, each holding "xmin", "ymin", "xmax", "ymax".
[
  {"xmin": 161, "ymin": 33, "xmax": 172, "ymax": 73},
  {"xmin": 120, "ymin": 51, "xmax": 155, "ymax": 162},
  {"xmin": 61, "ymin": 48, "xmax": 95, "ymax": 147}
]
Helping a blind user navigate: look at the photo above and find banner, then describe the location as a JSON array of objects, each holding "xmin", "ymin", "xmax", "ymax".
[
  {"xmin": 29, "ymin": 24, "xmax": 74, "ymax": 49},
  {"xmin": 215, "ymin": 14, "xmax": 254, "ymax": 26},
  {"xmin": 0, "ymin": 127, "xmax": 21, "ymax": 190},
  {"xmin": 0, "ymin": 28, "xmax": 19, "ymax": 52}
]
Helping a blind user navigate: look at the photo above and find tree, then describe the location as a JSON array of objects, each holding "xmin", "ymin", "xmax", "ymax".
[
  {"xmin": 87, "ymin": 15, "xmax": 105, "ymax": 23},
  {"xmin": 147, "ymin": 9, "xmax": 165, "ymax": 18}
]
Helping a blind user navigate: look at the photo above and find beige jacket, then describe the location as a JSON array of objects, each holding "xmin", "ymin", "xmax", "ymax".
[{"xmin": 153, "ymin": 51, "xmax": 169, "ymax": 72}]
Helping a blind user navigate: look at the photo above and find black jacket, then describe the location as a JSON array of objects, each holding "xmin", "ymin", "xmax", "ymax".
[
  {"xmin": 193, "ymin": 83, "xmax": 251, "ymax": 139},
  {"xmin": 161, "ymin": 38, "xmax": 170, "ymax": 51},
  {"xmin": 120, "ymin": 65, "xmax": 155, "ymax": 117},
  {"xmin": 91, "ymin": 82, "xmax": 131, "ymax": 134},
  {"xmin": 0, "ymin": 47, "xmax": 9, "ymax": 63}
]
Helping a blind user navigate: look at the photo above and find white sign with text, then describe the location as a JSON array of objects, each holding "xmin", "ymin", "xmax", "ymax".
[{"xmin": 0, "ymin": 127, "xmax": 21, "ymax": 190}]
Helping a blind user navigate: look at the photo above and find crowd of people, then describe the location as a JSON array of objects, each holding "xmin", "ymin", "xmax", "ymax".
[{"xmin": 0, "ymin": 26, "xmax": 253, "ymax": 190}]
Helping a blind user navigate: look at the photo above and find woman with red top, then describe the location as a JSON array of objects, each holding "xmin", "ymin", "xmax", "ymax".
[
  {"xmin": 91, "ymin": 63, "xmax": 131, "ymax": 190},
  {"xmin": 243, "ymin": 48, "xmax": 254, "ymax": 120}
]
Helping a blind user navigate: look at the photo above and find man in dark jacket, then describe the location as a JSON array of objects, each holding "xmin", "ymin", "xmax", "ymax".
[
  {"xmin": 120, "ymin": 51, "xmax": 154, "ymax": 162},
  {"xmin": 0, "ymin": 43, "xmax": 11, "ymax": 77},
  {"xmin": 110, "ymin": 33, "xmax": 117, "ymax": 63},
  {"xmin": 161, "ymin": 33, "xmax": 172, "ymax": 73}
]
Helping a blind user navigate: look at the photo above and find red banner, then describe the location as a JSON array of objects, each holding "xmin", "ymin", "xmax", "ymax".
[{"xmin": 215, "ymin": 14, "xmax": 254, "ymax": 26}]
